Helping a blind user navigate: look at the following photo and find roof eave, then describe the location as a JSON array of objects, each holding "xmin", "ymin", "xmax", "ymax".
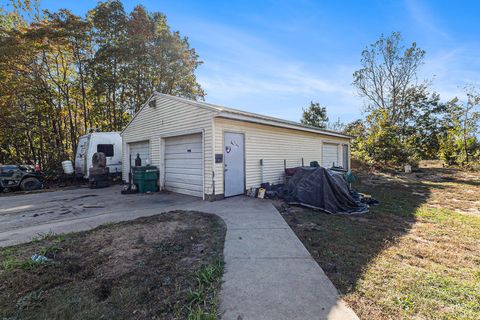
[
  {"xmin": 215, "ymin": 112, "xmax": 353, "ymax": 139},
  {"xmin": 123, "ymin": 92, "xmax": 353, "ymax": 140}
]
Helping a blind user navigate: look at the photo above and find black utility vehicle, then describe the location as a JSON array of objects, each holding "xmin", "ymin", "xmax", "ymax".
[{"xmin": 0, "ymin": 165, "xmax": 43, "ymax": 192}]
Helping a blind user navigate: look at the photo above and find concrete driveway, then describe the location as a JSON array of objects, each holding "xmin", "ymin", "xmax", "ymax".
[
  {"xmin": 0, "ymin": 187, "xmax": 357, "ymax": 320},
  {"xmin": 0, "ymin": 186, "xmax": 200, "ymax": 246}
]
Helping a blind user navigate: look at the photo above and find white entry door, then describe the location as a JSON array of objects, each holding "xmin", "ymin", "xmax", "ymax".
[
  {"xmin": 342, "ymin": 144, "xmax": 349, "ymax": 169},
  {"xmin": 224, "ymin": 132, "xmax": 245, "ymax": 197}
]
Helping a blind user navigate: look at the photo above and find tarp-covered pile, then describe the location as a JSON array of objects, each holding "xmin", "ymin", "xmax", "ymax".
[{"xmin": 283, "ymin": 167, "xmax": 368, "ymax": 214}]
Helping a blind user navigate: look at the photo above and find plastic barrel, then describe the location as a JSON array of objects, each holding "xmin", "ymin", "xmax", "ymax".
[{"xmin": 62, "ymin": 160, "xmax": 74, "ymax": 174}]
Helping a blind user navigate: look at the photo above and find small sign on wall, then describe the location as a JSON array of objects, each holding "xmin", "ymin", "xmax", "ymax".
[{"xmin": 215, "ymin": 154, "xmax": 223, "ymax": 163}]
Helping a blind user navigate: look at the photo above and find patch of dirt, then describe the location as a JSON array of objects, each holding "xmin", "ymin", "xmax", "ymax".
[
  {"xmin": 0, "ymin": 211, "xmax": 226, "ymax": 320},
  {"xmin": 94, "ymin": 220, "xmax": 185, "ymax": 277}
]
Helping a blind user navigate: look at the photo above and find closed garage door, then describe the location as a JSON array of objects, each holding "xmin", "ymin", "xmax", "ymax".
[
  {"xmin": 322, "ymin": 143, "xmax": 339, "ymax": 168},
  {"xmin": 128, "ymin": 141, "xmax": 150, "ymax": 168},
  {"xmin": 165, "ymin": 133, "xmax": 203, "ymax": 197}
]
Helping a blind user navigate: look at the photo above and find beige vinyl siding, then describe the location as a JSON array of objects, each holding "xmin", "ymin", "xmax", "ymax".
[
  {"xmin": 213, "ymin": 117, "xmax": 350, "ymax": 195},
  {"xmin": 122, "ymin": 96, "xmax": 214, "ymax": 196}
]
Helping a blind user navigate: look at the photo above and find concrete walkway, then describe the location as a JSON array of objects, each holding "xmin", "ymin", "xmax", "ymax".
[
  {"xmin": 0, "ymin": 188, "xmax": 357, "ymax": 319},
  {"xmin": 196, "ymin": 197, "xmax": 358, "ymax": 320}
]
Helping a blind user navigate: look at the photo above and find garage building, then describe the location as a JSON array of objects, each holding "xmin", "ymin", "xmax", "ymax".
[{"xmin": 121, "ymin": 92, "xmax": 352, "ymax": 200}]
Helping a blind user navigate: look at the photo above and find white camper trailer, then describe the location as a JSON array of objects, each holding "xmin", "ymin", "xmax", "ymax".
[{"xmin": 75, "ymin": 131, "xmax": 122, "ymax": 179}]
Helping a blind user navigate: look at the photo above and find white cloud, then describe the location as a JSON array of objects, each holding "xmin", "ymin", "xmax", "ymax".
[
  {"xmin": 188, "ymin": 14, "xmax": 479, "ymax": 123},
  {"xmin": 421, "ymin": 45, "xmax": 480, "ymax": 101},
  {"xmin": 404, "ymin": 0, "xmax": 450, "ymax": 40},
  {"xmin": 187, "ymin": 20, "xmax": 362, "ymax": 122}
]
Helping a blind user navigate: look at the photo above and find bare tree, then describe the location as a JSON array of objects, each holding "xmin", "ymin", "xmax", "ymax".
[{"xmin": 353, "ymin": 32, "xmax": 426, "ymax": 127}]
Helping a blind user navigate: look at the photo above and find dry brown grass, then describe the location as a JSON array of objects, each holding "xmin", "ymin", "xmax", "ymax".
[{"xmin": 281, "ymin": 163, "xmax": 480, "ymax": 319}]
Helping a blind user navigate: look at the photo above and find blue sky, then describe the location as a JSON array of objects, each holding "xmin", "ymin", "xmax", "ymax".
[{"xmin": 4, "ymin": 0, "xmax": 480, "ymax": 123}]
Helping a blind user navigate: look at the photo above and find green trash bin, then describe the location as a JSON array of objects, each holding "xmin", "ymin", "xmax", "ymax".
[{"xmin": 132, "ymin": 165, "xmax": 159, "ymax": 193}]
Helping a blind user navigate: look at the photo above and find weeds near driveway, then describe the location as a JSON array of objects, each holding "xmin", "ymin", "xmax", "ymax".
[{"xmin": 185, "ymin": 261, "xmax": 225, "ymax": 320}]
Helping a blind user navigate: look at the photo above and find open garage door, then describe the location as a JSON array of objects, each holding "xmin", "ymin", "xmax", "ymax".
[
  {"xmin": 164, "ymin": 133, "xmax": 203, "ymax": 197},
  {"xmin": 322, "ymin": 143, "xmax": 339, "ymax": 168}
]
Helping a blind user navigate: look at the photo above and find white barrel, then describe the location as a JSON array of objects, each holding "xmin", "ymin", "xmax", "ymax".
[{"xmin": 62, "ymin": 160, "xmax": 74, "ymax": 174}]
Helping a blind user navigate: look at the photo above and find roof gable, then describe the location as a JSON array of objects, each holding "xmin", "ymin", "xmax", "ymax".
[{"xmin": 121, "ymin": 92, "xmax": 216, "ymax": 135}]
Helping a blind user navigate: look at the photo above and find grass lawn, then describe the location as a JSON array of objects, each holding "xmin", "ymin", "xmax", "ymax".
[
  {"xmin": 280, "ymin": 165, "xmax": 480, "ymax": 319},
  {"xmin": 0, "ymin": 211, "xmax": 226, "ymax": 320}
]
